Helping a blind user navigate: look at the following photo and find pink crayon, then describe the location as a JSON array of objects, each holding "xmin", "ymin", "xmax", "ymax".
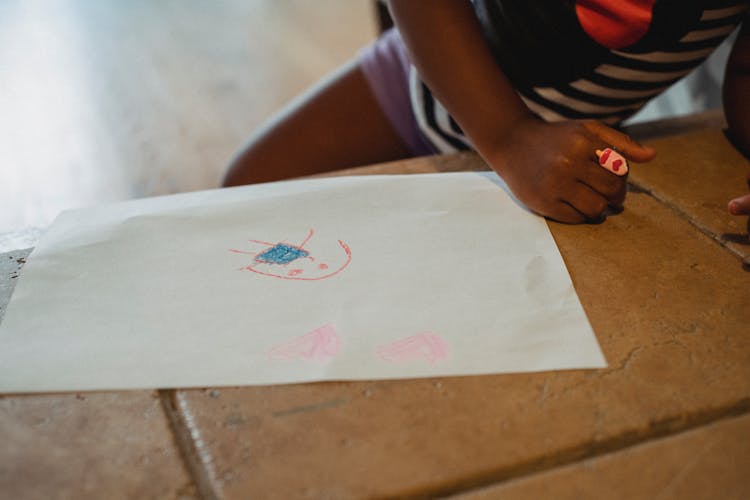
[{"xmin": 596, "ymin": 148, "xmax": 628, "ymax": 176}]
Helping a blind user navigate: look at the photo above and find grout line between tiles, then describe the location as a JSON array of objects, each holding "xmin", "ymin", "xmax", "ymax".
[
  {"xmin": 628, "ymin": 180, "xmax": 750, "ymax": 269},
  {"xmin": 159, "ymin": 389, "xmax": 222, "ymax": 500}
]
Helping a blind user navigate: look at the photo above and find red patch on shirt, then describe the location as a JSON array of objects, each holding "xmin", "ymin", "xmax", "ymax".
[{"xmin": 575, "ymin": 0, "xmax": 657, "ymax": 49}]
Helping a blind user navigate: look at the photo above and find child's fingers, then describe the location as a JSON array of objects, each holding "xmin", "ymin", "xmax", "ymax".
[
  {"xmin": 582, "ymin": 120, "xmax": 657, "ymax": 163},
  {"xmin": 728, "ymin": 192, "xmax": 750, "ymax": 215},
  {"xmin": 728, "ymin": 172, "xmax": 750, "ymax": 215},
  {"xmin": 565, "ymin": 183, "xmax": 610, "ymax": 220},
  {"xmin": 549, "ymin": 202, "xmax": 587, "ymax": 224},
  {"xmin": 580, "ymin": 162, "xmax": 627, "ymax": 202}
]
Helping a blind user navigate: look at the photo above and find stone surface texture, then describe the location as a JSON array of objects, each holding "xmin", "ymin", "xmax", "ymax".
[
  {"xmin": 628, "ymin": 129, "xmax": 750, "ymax": 262},
  {"xmin": 453, "ymin": 413, "xmax": 750, "ymax": 500},
  {"xmin": 0, "ymin": 392, "xmax": 196, "ymax": 500}
]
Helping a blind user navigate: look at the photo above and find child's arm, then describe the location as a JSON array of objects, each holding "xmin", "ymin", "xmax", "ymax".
[
  {"xmin": 387, "ymin": 0, "xmax": 655, "ymax": 223},
  {"xmin": 724, "ymin": 21, "xmax": 750, "ymax": 216}
]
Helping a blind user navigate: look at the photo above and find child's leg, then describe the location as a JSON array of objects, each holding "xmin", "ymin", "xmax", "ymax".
[{"xmin": 222, "ymin": 60, "xmax": 413, "ymax": 186}]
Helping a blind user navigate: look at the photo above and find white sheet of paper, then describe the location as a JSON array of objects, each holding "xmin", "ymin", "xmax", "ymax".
[{"xmin": 0, "ymin": 172, "xmax": 606, "ymax": 392}]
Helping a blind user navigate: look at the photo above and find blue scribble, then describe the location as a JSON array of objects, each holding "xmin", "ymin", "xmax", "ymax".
[{"xmin": 255, "ymin": 244, "xmax": 309, "ymax": 265}]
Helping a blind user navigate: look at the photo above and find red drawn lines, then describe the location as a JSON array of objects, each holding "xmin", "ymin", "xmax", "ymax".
[
  {"xmin": 230, "ymin": 228, "xmax": 352, "ymax": 281},
  {"xmin": 244, "ymin": 241, "xmax": 351, "ymax": 281}
]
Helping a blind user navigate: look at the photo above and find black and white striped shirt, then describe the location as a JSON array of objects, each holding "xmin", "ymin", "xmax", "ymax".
[{"xmin": 411, "ymin": 0, "xmax": 749, "ymax": 153}]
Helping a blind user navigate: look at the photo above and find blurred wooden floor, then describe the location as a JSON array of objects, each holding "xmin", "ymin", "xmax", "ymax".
[{"xmin": 0, "ymin": 0, "xmax": 377, "ymax": 246}]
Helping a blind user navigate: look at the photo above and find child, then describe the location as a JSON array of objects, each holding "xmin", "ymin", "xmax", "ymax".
[{"xmin": 223, "ymin": 0, "xmax": 750, "ymax": 224}]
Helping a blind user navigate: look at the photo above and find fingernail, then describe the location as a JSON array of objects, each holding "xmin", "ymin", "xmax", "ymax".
[{"xmin": 728, "ymin": 200, "xmax": 740, "ymax": 214}]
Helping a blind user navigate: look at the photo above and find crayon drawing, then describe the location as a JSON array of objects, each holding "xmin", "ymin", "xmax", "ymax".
[
  {"xmin": 377, "ymin": 333, "xmax": 449, "ymax": 364},
  {"xmin": 230, "ymin": 228, "xmax": 351, "ymax": 280},
  {"xmin": 267, "ymin": 323, "xmax": 341, "ymax": 363}
]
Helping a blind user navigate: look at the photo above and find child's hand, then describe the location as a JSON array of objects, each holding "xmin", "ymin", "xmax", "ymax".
[
  {"xmin": 728, "ymin": 173, "xmax": 750, "ymax": 216},
  {"xmin": 487, "ymin": 117, "xmax": 656, "ymax": 223}
]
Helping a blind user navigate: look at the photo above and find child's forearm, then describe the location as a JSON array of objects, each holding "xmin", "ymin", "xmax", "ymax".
[
  {"xmin": 387, "ymin": 0, "xmax": 655, "ymax": 224},
  {"xmin": 386, "ymin": 0, "xmax": 532, "ymax": 159}
]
